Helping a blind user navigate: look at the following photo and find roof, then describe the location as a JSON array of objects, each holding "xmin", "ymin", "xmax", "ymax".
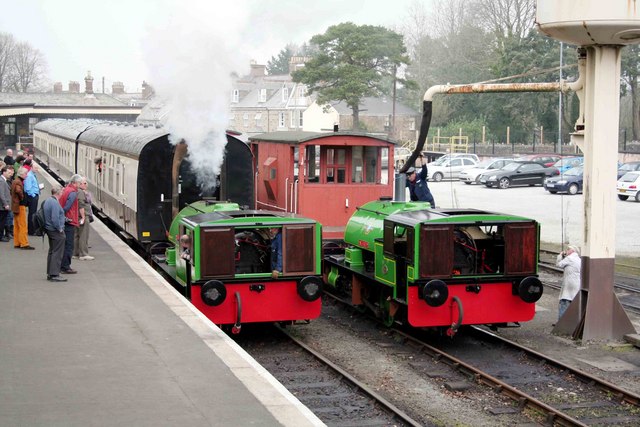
[
  {"xmin": 0, "ymin": 92, "xmax": 128, "ymax": 107},
  {"xmin": 35, "ymin": 118, "xmax": 168, "ymax": 156},
  {"xmin": 249, "ymin": 130, "xmax": 397, "ymax": 145},
  {"xmin": 330, "ymin": 97, "xmax": 419, "ymax": 116}
]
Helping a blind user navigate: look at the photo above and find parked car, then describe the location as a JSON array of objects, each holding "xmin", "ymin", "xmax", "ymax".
[
  {"xmin": 427, "ymin": 157, "xmax": 478, "ymax": 181},
  {"xmin": 479, "ymin": 161, "xmax": 554, "ymax": 189},
  {"xmin": 617, "ymin": 171, "xmax": 640, "ymax": 202},
  {"xmin": 458, "ymin": 158, "xmax": 515, "ymax": 184},
  {"xmin": 427, "ymin": 153, "xmax": 479, "ymax": 164},
  {"xmin": 551, "ymin": 156, "xmax": 584, "ymax": 174},
  {"xmin": 544, "ymin": 166, "xmax": 583, "ymax": 195},
  {"xmin": 617, "ymin": 161, "xmax": 640, "ymax": 179},
  {"xmin": 515, "ymin": 153, "xmax": 563, "ymax": 167}
]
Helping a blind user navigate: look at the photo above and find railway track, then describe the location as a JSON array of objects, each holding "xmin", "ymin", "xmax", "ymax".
[
  {"xmin": 320, "ymin": 292, "xmax": 640, "ymax": 426},
  {"xmin": 235, "ymin": 324, "xmax": 423, "ymax": 427}
]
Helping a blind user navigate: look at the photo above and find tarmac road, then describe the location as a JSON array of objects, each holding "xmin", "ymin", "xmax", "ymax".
[{"xmin": 421, "ymin": 179, "xmax": 640, "ymax": 257}]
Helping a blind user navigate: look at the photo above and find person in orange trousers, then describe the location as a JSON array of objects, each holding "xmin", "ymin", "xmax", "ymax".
[{"xmin": 10, "ymin": 167, "xmax": 34, "ymax": 250}]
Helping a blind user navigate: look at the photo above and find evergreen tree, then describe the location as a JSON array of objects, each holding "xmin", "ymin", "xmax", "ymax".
[{"xmin": 292, "ymin": 22, "xmax": 410, "ymax": 129}]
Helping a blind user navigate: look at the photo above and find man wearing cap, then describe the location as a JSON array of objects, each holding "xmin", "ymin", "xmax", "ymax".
[
  {"xmin": 556, "ymin": 245, "xmax": 581, "ymax": 320},
  {"xmin": 406, "ymin": 155, "xmax": 436, "ymax": 208}
]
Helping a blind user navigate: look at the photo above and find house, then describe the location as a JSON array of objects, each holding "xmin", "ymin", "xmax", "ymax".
[
  {"xmin": 0, "ymin": 72, "xmax": 142, "ymax": 149},
  {"xmin": 229, "ymin": 61, "xmax": 309, "ymax": 136},
  {"xmin": 303, "ymin": 96, "xmax": 420, "ymax": 142}
]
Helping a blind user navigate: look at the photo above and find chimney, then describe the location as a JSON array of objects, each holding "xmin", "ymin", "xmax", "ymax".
[
  {"xmin": 288, "ymin": 56, "xmax": 309, "ymax": 74},
  {"xmin": 69, "ymin": 81, "xmax": 80, "ymax": 93},
  {"xmin": 53, "ymin": 82, "xmax": 63, "ymax": 93},
  {"xmin": 142, "ymin": 81, "xmax": 154, "ymax": 99},
  {"xmin": 112, "ymin": 81, "xmax": 125, "ymax": 94},
  {"xmin": 250, "ymin": 61, "xmax": 266, "ymax": 77},
  {"xmin": 84, "ymin": 71, "xmax": 94, "ymax": 94}
]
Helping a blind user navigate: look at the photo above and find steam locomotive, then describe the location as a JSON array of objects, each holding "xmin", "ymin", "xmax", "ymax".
[{"xmin": 324, "ymin": 199, "xmax": 543, "ymax": 335}]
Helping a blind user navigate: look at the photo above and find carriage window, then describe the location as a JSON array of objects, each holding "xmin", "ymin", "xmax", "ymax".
[
  {"xmin": 352, "ymin": 146, "xmax": 363, "ymax": 183},
  {"xmin": 326, "ymin": 148, "xmax": 346, "ymax": 184},
  {"xmin": 305, "ymin": 145, "xmax": 320, "ymax": 183}
]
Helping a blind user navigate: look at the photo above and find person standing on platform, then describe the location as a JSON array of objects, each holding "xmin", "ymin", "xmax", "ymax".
[
  {"xmin": 405, "ymin": 154, "xmax": 436, "ymax": 208},
  {"xmin": 556, "ymin": 245, "xmax": 582, "ymax": 320},
  {"xmin": 73, "ymin": 178, "xmax": 94, "ymax": 260},
  {"xmin": 10, "ymin": 167, "xmax": 34, "ymax": 250},
  {"xmin": 0, "ymin": 165, "xmax": 12, "ymax": 242},
  {"xmin": 43, "ymin": 185, "xmax": 67, "ymax": 282},
  {"xmin": 58, "ymin": 174, "xmax": 82, "ymax": 274},
  {"xmin": 3, "ymin": 148, "xmax": 15, "ymax": 167},
  {"xmin": 22, "ymin": 158, "xmax": 41, "ymax": 236}
]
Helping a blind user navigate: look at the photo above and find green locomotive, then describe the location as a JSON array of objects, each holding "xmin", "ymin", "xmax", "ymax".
[
  {"xmin": 163, "ymin": 200, "xmax": 323, "ymax": 332},
  {"xmin": 324, "ymin": 198, "xmax": 543, "ymax": 334}
]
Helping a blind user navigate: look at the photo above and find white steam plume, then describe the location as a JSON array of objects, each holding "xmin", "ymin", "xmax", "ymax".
[{"xmin": 142, "ymin": 2, "xmax": 251, "ymax": 190}]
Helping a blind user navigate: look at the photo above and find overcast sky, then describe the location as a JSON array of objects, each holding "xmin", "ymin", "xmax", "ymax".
[{"xmin": 1, "ymin": 0, "xmax": 432, "ymax": 93}]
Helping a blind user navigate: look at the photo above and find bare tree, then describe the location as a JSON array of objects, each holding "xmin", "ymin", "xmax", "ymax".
[
  {"xmin": 430, "ymin": 0, "xmax": 471, "ymax": 40},
  {"xmin": 9, "ymin": 41, "xmax": 47, "ymax": 92},
  {"xmin": 473, "ymin": 0, "xmax": 536, "ymax": 41},
  {"xmin": 0, "ymin": 32, "xmax": 16, "ymax": 92}
]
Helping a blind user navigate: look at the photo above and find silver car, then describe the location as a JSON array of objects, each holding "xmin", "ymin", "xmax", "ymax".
[
  {"xmin": 459, "ymin": 158, "xmax": 515, "ymax": 184},
  {"xmin": 427, "ymin": 157, "xmax": 478, "ymax": 182}
]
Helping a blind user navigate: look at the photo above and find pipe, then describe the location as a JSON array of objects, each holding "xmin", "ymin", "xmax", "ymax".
[
  {"xmin": 401, "ymin": 50, "xmax": 587, "ymax": 176},
  {"xmin": 285, "ymin": 177, "xmax": 289, "ymax": 212}
]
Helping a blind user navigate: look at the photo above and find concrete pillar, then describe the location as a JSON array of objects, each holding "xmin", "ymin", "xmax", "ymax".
[{"xmin": 553, "ymin": 45, "xmax": 636, "ymax": 341}]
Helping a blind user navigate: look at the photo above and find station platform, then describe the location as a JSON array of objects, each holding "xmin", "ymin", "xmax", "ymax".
[{"xmin": 0, "ymin": 173, "xmax": 323, "ymax": 426}]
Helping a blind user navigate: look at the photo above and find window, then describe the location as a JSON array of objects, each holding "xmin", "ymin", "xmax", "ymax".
[
  {"xmin": 278, "ymin": 112, "xmax": 286, "ymax": 128},
  {"xmin": 305, "ymin": 145, "xmax": 320, "ymax": 183},
  {"xmin": 282, "ymin": 86, "xmax": 288, "ymax": 102},
  {"xmin": 28, "ymin": 117, "xmax": 39, "ymax": 134},
  {"xmin": 255, "ymin": 113, "xmax": 262, "ymax": 127},
  {"xmin": 259, "ymin": 88, "xmax": 267, "ymax": 102},
  {"xmin": 297, "ymin": 86, "xmax": 306, "ymax": 104},
  {"xmin": 409, "ymin": 118, "xmax": 416, "ymax": 131},
  {"xmin": 232, "ymin": 89, "xmax": 239, "ymax": 103},
  {"xmin": 243, "ymin": 113, "xmax": 249, "ymax": 127},
  {"xmin": 352, "ymin": 146, "xmax": 378, "ymax": 183},
  {"xmin": 290, "ymin": 110, "xmax": 302, "ymax": 128},
  {"xmin": 326, "ymin": 148, "xmax": 346, "ymax": 183}
]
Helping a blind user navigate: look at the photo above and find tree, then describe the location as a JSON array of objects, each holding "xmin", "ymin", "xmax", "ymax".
[
  {"xmin": 9, "ymin": 41, "xmax": 47, "ymax": 92},
  {"xmin": 621, "ymin": 45, "xmax": 640, "ymax": 140},
  {"xmin": 0, "ymin": 32, "xmax": 16, "ymax": 92},
  {"xmin": 266, "ymin": 45, "xmax": 294, "ymax": 75},
  {"xmin": 292, "ymin": 22, "xmax": 410, "ymax": 129}
]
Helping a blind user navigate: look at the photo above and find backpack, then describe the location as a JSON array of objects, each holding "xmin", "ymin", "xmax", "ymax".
[{"xmin": 33, "ymin": 202, "xmax": 46, "ymax": 237}]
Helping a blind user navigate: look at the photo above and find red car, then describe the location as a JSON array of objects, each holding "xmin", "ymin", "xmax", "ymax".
[{"xmin": 515, "ymin": 153, "xmax": 563, "ymax": 168}]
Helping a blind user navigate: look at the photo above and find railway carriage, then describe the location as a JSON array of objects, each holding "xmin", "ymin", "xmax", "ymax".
[
  {"xmin": 324, "ymin": 199, "xmax": 543, "ymax": 334},
  {"xmin": 33, "ymin": 119, "xmax": 254, "ymax": 244}
]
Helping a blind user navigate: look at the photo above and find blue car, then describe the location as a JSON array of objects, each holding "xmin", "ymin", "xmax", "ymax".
[
  {"xmin": 551, "ymin": 156, "xmax": 584, "ymax": 174},
  {"xmin": 544, "ymin": 166, "xmax": 583, "ymax": 195}
]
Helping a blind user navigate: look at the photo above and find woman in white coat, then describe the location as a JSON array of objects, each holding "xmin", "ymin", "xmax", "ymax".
[{"xmin": 556, "ymin": 245, "xmax": 582, "ymax": 320}]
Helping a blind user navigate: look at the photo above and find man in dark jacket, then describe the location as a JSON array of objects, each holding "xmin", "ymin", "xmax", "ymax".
[
  {"xmin": 0, "ymin": 165, "xmax": 12, "ymax": 241},
  {"xmin": 406, "ymin": 155, "xmax": 436, "ymax": 208},
  {"xmin": 43, "ymin": 185, "xmax": 67, "ymax": 282}
]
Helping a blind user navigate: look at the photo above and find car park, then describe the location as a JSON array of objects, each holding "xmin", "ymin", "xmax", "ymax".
[
  {"xmin": 617, "ymin": 161, "xmax": 640, "ymax": 179},
  {"xmin": 544, "ymin": 166, "xmax": 583, "ymax": 195},
  {"xmin": 458, "ymin": 158, "xmax": 515, "ymax": 184},
  {"xmin": 480, "ymin": 161, "xmax": 554, "ymax": 189},
  {"xmin": 427, "ymin": 157, "xmax": 478, "ymax": 181},
  {"xmin": 616, "ymin": 171, "xmax": 640, "ymax": 202},
  {"xmin": 551, "ymin": 156, "xmax": 584, "ymax": 174}
]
